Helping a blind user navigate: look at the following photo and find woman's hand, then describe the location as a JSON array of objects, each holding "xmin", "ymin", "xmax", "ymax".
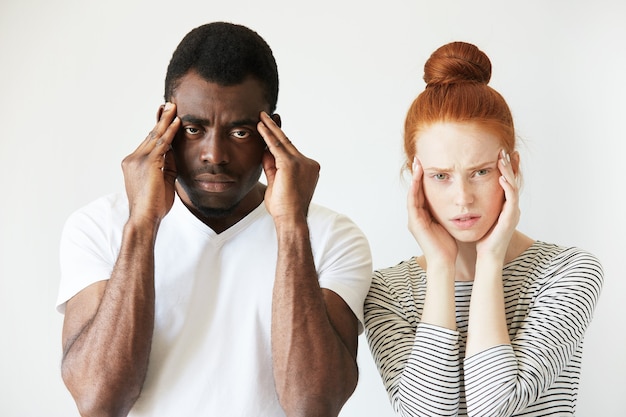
[
  {"xmin": 410, "ymin": 157, "xmax": 458, "ymax": 330},
  {"xmin": 408, "ymin": 157, "xmax": 457, "ymax": 265},
  {"xmin": 476, "ymin": 150, "xmax": 520, "ymax": 261}
]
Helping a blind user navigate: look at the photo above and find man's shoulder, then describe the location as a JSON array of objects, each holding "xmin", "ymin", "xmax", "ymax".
[
  {"xmin": 307, "ymin": 203, "xmax": 359, "ymax": 230},
  {"xmin": 307, "ymin": 202, "xmax": 369, "ymax": 247},
  {"xmin": 308, "ymin": 201, "xmax": 336, "ymax": 216},
  {"xmin": 65, "ymin": 192, "xmax": 129, "ymax": 227},
  {"xmin": 307, "ymin": 202, "xmax": 351, "ymax": 222}
]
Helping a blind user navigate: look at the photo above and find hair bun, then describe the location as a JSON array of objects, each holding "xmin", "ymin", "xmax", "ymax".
[{"xmin": 423, "ymin": 41, "xmax": 492, "ymax": 87}]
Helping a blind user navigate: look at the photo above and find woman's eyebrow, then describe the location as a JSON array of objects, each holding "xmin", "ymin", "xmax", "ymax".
[
  {"xmin": 422, "ymin": 165, "xmax": 452, "ymax": 172},
  {"xmin": 422, "ymin": 160, "xmax": 498, "ymax": 172},
  {"xmin": 468, "ymin": 160, "xmax": 499, "ymax": 170}
]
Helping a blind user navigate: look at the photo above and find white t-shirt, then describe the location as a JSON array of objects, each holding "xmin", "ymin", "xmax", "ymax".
[{"xmin": 57, "ymin": 193, "xmax": 372, "ymax": 417}]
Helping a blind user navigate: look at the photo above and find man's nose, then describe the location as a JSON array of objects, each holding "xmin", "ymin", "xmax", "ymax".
[{"xmin": 200, "ymin": 132, "xmax": 229, "ymax": 165}]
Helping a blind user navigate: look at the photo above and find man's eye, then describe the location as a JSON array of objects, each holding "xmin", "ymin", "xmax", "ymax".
[
  {"xmin": 231, "ymin": 130, "xmax": 251, "ymax": 141},
  {"xmin": 184, "ymin": 127, "xmax": 201, "ymax": 135}
]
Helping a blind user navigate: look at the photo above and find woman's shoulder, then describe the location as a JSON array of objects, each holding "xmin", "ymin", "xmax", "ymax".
[
  {"xmin": 512, "ymin": 241, "xmax": 604, "ymax": 288},
  {"xmin": 375, "ymin": 256, "xmax": 421, "ymax": 273},
  {"xmin": 519, "ymin": 241, "xmax": 601, "ymax": 266},
  {"xmin": 373, "ymin": 257, "xmax": 426, "ymax": 287}
]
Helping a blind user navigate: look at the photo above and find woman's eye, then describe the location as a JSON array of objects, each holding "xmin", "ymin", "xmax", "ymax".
[
  {"xmin": 475, "ymin": 169, "xmax": 490, "ymax": 177},
  {"xmin": 434, "ymin": 173, "xmax": 448, "ymax": 181}
]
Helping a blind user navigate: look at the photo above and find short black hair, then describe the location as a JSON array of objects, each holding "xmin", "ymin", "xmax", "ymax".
[{"xmin": 164, "ymin": 22, "xmax": 279, "ymax": 112}]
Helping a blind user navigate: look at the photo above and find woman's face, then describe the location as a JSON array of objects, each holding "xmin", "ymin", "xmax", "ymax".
[{"xmin": 416, "ymin": 122, "xmax": 507, "ymax": 243}]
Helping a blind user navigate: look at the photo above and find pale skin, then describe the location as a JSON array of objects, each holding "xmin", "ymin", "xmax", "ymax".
[
  {"xmin": 407, "ymin": 122, "xmax": 534, "ymax": 357},
  {"xmin": 61, "ymin": 73, "xmax": 358, "ymax": 417}
]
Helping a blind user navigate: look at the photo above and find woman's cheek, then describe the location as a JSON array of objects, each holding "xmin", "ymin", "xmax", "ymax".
[{"xmin": 423, "ymin": 184, "xmax": 447, "ymax": 223}]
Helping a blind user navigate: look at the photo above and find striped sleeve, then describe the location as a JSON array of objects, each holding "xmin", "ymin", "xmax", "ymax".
[
  {"xmin": 365, "ymin": 268, "xmax": 461, "ymax": 416},
  {"xmin": 463, "ymin": 248, "xmax": 604, "ymax": 417}
]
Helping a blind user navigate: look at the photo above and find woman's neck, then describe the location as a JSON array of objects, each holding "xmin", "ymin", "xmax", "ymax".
[
  {"xmin": 415, "ymin": 230, "xmax": 535, "ymax": 281},
  {"xmin": 454, "ymin": 231, "xmax": 535, "ymax": 282}
]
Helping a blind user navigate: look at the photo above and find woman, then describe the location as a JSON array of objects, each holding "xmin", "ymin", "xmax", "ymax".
[{"xmin": 364, "ymin": 41, "xmax": 603, "ymax": 417}]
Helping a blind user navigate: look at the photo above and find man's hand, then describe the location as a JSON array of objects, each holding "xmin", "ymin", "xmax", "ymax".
[
  {"xmin": 257, "ymin": 111, "xmax": 320, "ymax": 223},
  {"xmin": 258, "ymin": 111, "xmax": 360, "ymax": 416},
  {"xmin": 121, "ymin": 102, "xmax": 180, "ymax": 227}
]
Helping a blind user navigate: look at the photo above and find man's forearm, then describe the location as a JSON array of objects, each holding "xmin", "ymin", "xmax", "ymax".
[
  {"xmin": 271, "ymin": 220, "xmax": 358, "ymax": 417},
  {"xmin": 62, "ymin": 221, "xmax": 157, "ymax": 417}
]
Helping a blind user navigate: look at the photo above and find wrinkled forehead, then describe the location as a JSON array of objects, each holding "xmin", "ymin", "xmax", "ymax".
[
  {"xmin": 416, "ymin": 122, "xmax": 502, "ymax": 165},
  {"xmin": 172, "ymin": 73, "xmax": 271, "ymax": 123}
]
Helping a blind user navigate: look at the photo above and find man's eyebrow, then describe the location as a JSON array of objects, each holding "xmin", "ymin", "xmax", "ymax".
[
  {"xmin": 228, "ymin": 117, "xmax": 260, "ymax": 128},
  {"xmin": 179, "ymin": 115, "xmax": 260, "ymax": 128},
  {"xmin": 180, "ymin": 115, "xmax": 210, "ymax": 125}
]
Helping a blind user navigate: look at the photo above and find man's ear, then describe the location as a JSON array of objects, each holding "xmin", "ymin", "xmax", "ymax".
[{"xmin": 271, "ymin": 113, "xmax": 282, "ymax": 128}]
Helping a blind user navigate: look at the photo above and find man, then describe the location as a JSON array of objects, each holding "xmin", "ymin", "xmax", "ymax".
[{"xmin": 57, "ymin": 22, "xmax": 372, "ymax": 417}]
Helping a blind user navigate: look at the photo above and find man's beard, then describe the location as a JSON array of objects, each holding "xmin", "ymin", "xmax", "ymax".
[
  {"xmin": 183, "ymin": 185, "xmax": 241, "ymax": 219},
  {"xmin": 195, "ymin": 204, "xmax": 238, "ymax": 219}
]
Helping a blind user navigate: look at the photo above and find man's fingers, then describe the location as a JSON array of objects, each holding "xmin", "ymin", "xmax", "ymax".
[
  {"xmin": 139, "ymin": 103, "xmax": 179, "ymax": 150},
  {"xmin": 258, "ymin": 112, "xmax": 295, "ymax": 152},
  {"xmin": 155, "ymin": 116, "xmax": 180, "ymax": 153}
]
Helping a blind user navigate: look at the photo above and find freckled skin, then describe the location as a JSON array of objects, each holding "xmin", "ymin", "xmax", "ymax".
[{"xmin": 416, "ymin": 122, "xmax": 505, "ymax": 243}]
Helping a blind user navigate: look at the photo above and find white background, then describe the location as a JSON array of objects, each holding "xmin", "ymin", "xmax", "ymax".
[{"xmin": 1, "ymin": 1, "xmax": 624, "ymax": 415}]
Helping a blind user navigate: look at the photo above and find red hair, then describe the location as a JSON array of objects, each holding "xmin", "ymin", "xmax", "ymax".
[{"xmin": 404, "ymin": 42, "xmax": 516, "ymax": 171}]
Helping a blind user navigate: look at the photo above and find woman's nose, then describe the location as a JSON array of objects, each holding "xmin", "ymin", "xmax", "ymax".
[{"xmin": 454, "ymin": 179, "xmax": 474, "ymax": 206}]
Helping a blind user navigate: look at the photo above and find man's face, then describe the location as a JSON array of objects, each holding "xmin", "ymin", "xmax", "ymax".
[{"xmin": 170, "ymin": 71, "xmax": 270, "ymax": 231}]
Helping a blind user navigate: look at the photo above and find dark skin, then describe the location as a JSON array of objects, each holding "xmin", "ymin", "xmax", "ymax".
[{"xmin": 61, "ymin": 71, "xmax": 359, "ymax": 417}]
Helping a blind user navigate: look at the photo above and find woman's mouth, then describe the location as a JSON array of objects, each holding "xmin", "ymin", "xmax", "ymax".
[{"xmin": 451, "ymin": 215, "xmax": 481, "ymax": 229}]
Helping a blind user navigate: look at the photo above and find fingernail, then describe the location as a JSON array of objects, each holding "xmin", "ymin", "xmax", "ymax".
[
  {"xmin": 412, "ymin": 157, "xmax": 418, "ymax": 171},
  {"xmin": 164, "ymin": 102, "xmax": 173, "ymax": 111},
  {"xmin": 500, "ymin": 150, "xmax": 508, "ymax": 166}
]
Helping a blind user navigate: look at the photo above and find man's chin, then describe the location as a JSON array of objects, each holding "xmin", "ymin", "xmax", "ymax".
[
  {"xmin": 196, "ymin": 205, "xmax": 237, "ymax": 219},
  {"xmin": 189, "ymin": 193, "xmax": 240, "ymax": 219}
]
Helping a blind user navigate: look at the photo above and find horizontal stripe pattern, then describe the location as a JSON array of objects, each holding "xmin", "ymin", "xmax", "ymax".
[{"xmin": 364, "ymin": 242, "xmax": 603, "ymax": 416}]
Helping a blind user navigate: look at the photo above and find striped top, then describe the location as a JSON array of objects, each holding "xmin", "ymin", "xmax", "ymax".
[{"xmin": 364, "ymin": 241, "xmax": 603, "ymax": 416}]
